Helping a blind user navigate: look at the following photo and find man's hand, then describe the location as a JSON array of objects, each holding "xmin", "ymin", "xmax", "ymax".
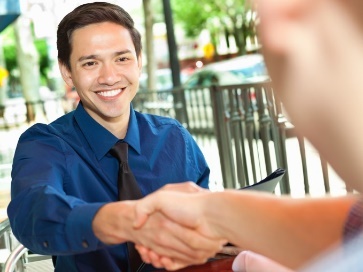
[
  {"xmin": 92, "ymin": 183, "xmax": 226, "ymax": 270},
  {"xmin": 133, "ymin": 183, "xmax": 220, "ymax": 239},
  {"xmin": 133, "ymin": 244, "xmax": 243, "ymax": 270},
  {"xmin": 132, "ymin": 183, "xmax": 227, "ymax": 269},
  {"xmin": 132, "ymin": 211, "xmax": 224, "ymax": 270}
]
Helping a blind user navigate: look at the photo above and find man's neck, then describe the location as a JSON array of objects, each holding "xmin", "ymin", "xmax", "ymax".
[{"xmin": 84, "ymin": 107, "xmax": 130, "ymax": 139}]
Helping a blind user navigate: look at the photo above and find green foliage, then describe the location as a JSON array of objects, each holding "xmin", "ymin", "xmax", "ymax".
[
  {"xmin": 34, "ymin": 39, "xmax": 50, "ymax": 83},
  {"xmin": 1, "ymin": 25, "xmax": 49, "ymax": 84},
  {"xmin": 1, "ymin": 26, "xmax": 17, "ymax": 72},
  {"xmin": 170, "ymin": 1, "xmax": 212, "ymax": 37},
  {"xmin": 170, "ymin": 0, "xmax": 256, "ymax": 54}
]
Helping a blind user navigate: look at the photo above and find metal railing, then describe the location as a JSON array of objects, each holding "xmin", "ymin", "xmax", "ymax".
[
  {"xmin": 134, "ymin": 83, "xmax": 344, "ymax": 195},
  {"xmin": 0, "ymin": 85, "xmax": 346, "ymax": 195},
  {"xmin": 0, "ymin": 220, "xmax": 10, "ymax": 240}
]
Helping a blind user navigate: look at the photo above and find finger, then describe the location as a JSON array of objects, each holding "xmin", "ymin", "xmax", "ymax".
[
  {"xmin": 162, "ymin": 220, "xmax": 224, "ymax": 256},
  {"xmin": 134, "ymin": 190, "xmax": 203, "ymax": 229},
  {"xmin": 168, "ymin": 220, "xmax": 227, "ymax": 253},
  {"xmin": 148, "ymin": 250, "xmax": 164, "ymax": 268},
  {"xmin": 136, "ymin": 247, "xmax": 177, "ymax": 270},
  {"xmin": 159, "ymin": 256, "xmax": 174, "ymax": 269},
  {"xmin": 161, "ymin": 182, "xmax": 206, "ymax": 193},
  {"xmin": 160, "ymin": 257, "xmax": 192, "ymax": 271},
  {"xmin": 137, "ymin": 247, "xmax": 211, "ymax": 271},
  {"xmin": 160, "ymin": 257, "xmax": 207, "ymax": 271},
  {"xmin": 232, "ymin": 251, "xmax": 294, "ymax": 272},
  {"xmin": 133, "ymin": 211, "xmax": 149, "ymax": 229},
  {"xmin": 139, "ymin": 216, "xmax": 224, "ymax": 263},
  {"xmin": 133, "ymin": 193, "xmax": 163, "ymax": 229},
  {"xmin": 135, "ymin": 244, "xmax": 151, "ymax": 264}
]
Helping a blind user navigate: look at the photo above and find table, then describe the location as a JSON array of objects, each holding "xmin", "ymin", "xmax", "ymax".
[{"xmin": 153, "ymin": 256, "xmax": 235, "ymax": 272}]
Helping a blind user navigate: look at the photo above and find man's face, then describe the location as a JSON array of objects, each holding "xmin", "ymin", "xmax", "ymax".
[{"xmin": 59, "ymin": 22, "xmax": 142, "ymax": 125}]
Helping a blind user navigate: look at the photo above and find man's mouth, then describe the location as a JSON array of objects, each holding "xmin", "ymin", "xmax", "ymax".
[{"xmin": 96, "ymin": 88, "xmax": 124, "ymax": 97}]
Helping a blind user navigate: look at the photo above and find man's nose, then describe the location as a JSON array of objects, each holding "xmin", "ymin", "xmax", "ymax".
[{"xmin": 98, "ymin": 64, "xmax": 120, "ymax": 85}]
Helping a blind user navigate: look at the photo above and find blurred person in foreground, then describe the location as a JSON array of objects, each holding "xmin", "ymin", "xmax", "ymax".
[
  {"xmin": 7, "ymin": 2, "xmax": 225, "ymax": 271},
  {"xmin": 131, "ymin": 0, "xmax": 363, "ymax": 270}
]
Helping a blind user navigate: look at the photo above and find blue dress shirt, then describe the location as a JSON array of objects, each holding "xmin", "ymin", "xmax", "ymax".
[{"xmin": 8, "ymin": 103, "xmax": 210, "ymax": 272}]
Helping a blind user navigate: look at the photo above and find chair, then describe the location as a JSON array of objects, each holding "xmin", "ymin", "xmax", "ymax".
[
  {"xmin": 2, "ymin": 244, "xmax": 27, "ymax": 272},
  {"xmin": 2, "ymin": 243, "xmax": 52, "ymax": 272}
]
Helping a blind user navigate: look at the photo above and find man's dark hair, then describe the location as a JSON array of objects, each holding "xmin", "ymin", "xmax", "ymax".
[{"xmin": 57, "ymin": 2, "xmax": 142, "ymax": 70}]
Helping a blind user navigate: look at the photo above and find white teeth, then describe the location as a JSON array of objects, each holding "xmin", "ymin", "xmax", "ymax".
[{"xmin": 97, "ymin": 89, "xmax": 122, "ymax": 97}]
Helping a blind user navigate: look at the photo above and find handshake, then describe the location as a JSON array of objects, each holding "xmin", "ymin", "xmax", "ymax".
[
  {"xmin": 93, "ymin": 170, "xmax": 284, "ymax": 270},
  {"xmin": 93, "ymin": 182, "xmax": 234, "ymax": 271},
  {"xmin": 132, "ymin": 182, "xmax": 229, "ymax": 271}
]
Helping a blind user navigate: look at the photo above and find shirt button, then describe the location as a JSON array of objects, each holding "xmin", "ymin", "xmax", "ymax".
[
  {"xmin": 43, "ymin": 241, "xmax": 49, "ymax": 248},
  {"xmin": 82, "ymin": 240, "xmax": 89, "ymax": 248}
]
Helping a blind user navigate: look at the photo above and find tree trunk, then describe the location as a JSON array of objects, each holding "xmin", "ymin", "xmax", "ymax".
[
  {"xmin": 233, "ymin": 24, "xmax": 245, "ymax": 55},
  {"xmin": 0, "ymin": 37, "xmax": 8, "ymax": 118},
  {"xmin": 143, "ymin": 0, "xmax": 157, "ymax": 95},
  {"xmin": 14, "ymin": 15, "xmax": 43, "ymax": 123}
]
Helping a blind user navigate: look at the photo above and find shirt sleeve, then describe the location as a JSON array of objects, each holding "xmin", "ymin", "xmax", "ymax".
[
  {"xmin": 7, "ymin": 125, "xmax": 105, "ymax": 255},
  {"xmin": 343, "ymin": 197, "xmax": 363, "ymax": 243}
]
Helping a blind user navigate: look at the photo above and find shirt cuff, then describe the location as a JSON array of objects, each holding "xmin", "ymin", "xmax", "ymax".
[{"xmin": 65, "ymin": 203, "xmax": 105, "ymax": 252}]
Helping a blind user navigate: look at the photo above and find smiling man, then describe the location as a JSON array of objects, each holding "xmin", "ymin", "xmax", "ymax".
[{"xmin": 7, "ymin": 2, "xmax": 225, "ymax": 272}]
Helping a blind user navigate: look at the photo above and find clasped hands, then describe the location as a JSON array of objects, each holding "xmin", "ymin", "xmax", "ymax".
[
  {"xmin": 132, "ymin": 182, "xmax": 227, "ymax": 271},
  {"xmin": 92, "ymin": 182, "xmax": 232, "ymax": 270}
]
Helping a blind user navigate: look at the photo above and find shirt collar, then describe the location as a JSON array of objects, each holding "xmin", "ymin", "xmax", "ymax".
[
  {"xmin": 74, "ymin": 103, "xmax": 141, "ymax": 161},
  {"xmin": 124, "ymin": 105, "xmax": 141, "ymax": 154}
]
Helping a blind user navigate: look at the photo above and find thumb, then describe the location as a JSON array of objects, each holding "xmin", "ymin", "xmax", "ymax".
[
  {"xmin": 133, "ymin": 211, "xmax": 149, "ymax": 229},
  {"xmin": 133, "ymin": 195, "xmax": 160, "ymax": 229}
]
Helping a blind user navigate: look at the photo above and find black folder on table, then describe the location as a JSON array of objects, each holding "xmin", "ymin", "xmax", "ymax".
[{"xmin": 240, "ymin": 168, "xmax": 285, "ymax": 192}]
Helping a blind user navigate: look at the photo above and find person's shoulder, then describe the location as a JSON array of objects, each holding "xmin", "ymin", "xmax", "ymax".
[
  {"xmin": 20, "ymin": 112, "xmax": 74, "ymax": 141},
  {"xmin": 135, "ymin": 111, "xmax": 184, "ymax": 129}
]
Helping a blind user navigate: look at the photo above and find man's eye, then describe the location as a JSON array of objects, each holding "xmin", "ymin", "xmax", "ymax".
[
  {"xmin": 118, "ymin": 57, "xmax": 129, "ymax": 62},
  {"xmin": 83, "ymin": 61, "xmax": 97, "ymax": 67}
]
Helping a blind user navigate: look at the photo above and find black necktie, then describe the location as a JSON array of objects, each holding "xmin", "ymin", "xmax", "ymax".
[{"xmin": 110, "ymin": 141, "xmax": 144, "ymax": 272}]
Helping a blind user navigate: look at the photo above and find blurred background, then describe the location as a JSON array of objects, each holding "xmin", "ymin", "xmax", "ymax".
[
  {"xmin": 0, "ymin": 0, "xmax": 260, "ymax": 110},
  {"xmin": 0, "ymin": 0, "xmax": 347, "ymax": 218},
  {"xmin": 0, "ymin": 1, "xmax": 351, "ymax": 269},
  {"xmin": 0, "ymin": 0, "xmax": 262, "ymax": 197}
]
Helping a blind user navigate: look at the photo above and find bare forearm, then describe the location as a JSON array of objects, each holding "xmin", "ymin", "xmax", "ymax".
[
  {"xmin": 92, "ymin": 201, "xmax": 135, "ymax": 245},
  {"xmin": 204, "ymin": 191, "xmax": 357, "ymax": 269}
]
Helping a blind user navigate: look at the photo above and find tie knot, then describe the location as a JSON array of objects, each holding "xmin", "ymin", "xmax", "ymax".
[{"xmin": 109, "ymin": 141, "xmax": 128, "ymax": 163}]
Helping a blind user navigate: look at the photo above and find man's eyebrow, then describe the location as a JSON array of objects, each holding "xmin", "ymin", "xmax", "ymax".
[
  {"xmin": 77, "ymin": 50, "xmax": 133, "ymax": 62},
  {"xmin": 114, "ymin": 50, "xmax": 133, "ymax": 56},
  {"xmin": 78, "ymin": 55, "xmax": 97, "ymax": 62}
]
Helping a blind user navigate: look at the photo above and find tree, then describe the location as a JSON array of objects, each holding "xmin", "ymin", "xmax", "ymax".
[
  {"xmin": 2, "ymin": 26, "xmax": 50, "ymax": 95},
  {"xmin": 171, "ymin": 0, "xmax": 257, "ymax": 55},
  {"xmin": 170, "ymin": 1, "xmax": 211, "ymax": 38},
  {"xmin": 142, "ymin": 0, "xmax": 157, "ymax": 92},
  {"xmin": 14, "ymin": 16, "xmax": 43, "ymax": 122}
]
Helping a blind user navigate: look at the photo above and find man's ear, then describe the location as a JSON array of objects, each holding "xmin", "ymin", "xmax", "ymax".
[
  {"xmin": 58, "ymin": 60, "xmax": 74, "ymax": 88},
  {"xmin": 137, "ymin": 53, "xmax": 143, "ymax": 76}
]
